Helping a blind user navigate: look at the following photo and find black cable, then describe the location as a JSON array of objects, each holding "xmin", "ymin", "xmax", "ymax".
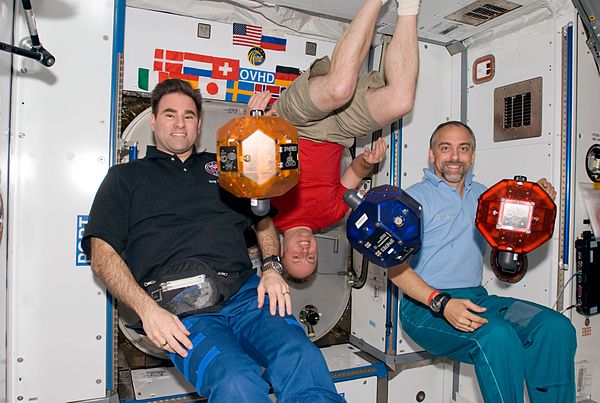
[
  {"xmin": 552, "ymin": 272, "xmax": 581, "ymax": 310},
  {"xmin": 349, "ymin": 251, "xmax": 369, "ymax": 290},
  {"xmin": 561, "ymin": 304, "xmax": 579, "ymax": 314}
]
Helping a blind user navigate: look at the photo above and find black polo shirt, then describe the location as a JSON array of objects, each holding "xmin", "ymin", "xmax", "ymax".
[{"xmin": 82, "ymin": 146, "xmax": 261, "ymax": 284}]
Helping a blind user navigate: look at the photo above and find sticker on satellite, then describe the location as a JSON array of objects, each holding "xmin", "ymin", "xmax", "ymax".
[
  {"xmin": 279, "ymin": 144, "xmax": 299, "ymax": 170},
  {"xmin": 219, "ymin": 146, "xmax": 239, "ymax": 172},
  {"xmin": 76, "ymin": 215, "xmax": 90, "ymax": 266}
]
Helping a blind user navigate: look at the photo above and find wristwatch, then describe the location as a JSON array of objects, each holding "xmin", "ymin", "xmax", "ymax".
[
  {"xmin": 261, "ymin": 255, "xmax": 284, "ymax": 275},
  {"xmin": 429, "ymin": 292, "xmax": 452, "ymax": 316}
]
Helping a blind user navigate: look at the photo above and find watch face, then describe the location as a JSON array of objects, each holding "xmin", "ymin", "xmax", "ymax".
[
  {"xmin": 263, "ymin": 255, "xmax": 282, "ymax": 265},
  {"xmin": 430, "ymin": 293, "xmax": 448, "ymax": 313},
  {"xmin": 430, "ymin": 299, "xmax": 441, "ymax": 312}
]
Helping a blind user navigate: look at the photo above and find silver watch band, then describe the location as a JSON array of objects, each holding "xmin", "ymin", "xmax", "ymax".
[{"xmin": 261, "ymin": 256, "xmax": 283, "ymax": 274}]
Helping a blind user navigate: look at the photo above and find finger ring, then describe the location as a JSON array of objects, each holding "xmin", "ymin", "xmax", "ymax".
[
  {"xmin": 161, "ymin": 341, "xmax": 168, "ymax": 347},
  {"xmin": 468, "ymin": 319, "xmax": 472, "ymax": 326},
  {"xmin": 283, "ymin": 291, "xmax": 289, "ymax": 295}
]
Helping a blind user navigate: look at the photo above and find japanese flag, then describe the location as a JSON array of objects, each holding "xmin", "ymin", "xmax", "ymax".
[{"xmin": 198, "ymin": 76, "xmax": 227, "ymax": 100}]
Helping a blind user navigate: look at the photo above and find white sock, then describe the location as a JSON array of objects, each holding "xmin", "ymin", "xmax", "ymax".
[{"xmin": 396, "ymin": 0, "xmax": 420, "ymax": 15}]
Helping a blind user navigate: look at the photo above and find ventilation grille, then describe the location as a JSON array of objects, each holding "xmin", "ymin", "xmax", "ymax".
[
  {"xmin": 503, "ymin": 92, "xmax": 532, "ymax": 129},
  {"xmin": 466, "ymin": 5, "xmax": 510, "ymax": 22},
  {"xmin": 493, "ymin": 77, "xmax": 542, "ymax": 142},
  {"xmin": 445, "ymin": 0, "xmax": 522, "ymax": 27}
]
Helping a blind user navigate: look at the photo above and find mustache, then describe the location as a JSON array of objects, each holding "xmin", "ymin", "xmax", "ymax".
[{"xmin": 444, "ymin": 160, "xmax": 465, "ymax": 166}]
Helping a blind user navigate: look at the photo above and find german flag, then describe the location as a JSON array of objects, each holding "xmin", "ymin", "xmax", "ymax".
[
  {"xmin": 275, "ymin": 65, "xmax": 301, "ymax": 87},
  {"xmin": 157, "ymin": 71, "xmax": 199, "ymax": 89}
]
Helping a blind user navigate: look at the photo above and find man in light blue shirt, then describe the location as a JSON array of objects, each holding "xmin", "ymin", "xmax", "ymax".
[
  {"xmin": 407, "ymin": 168, "xmax": 487, "ymax": 289},
  {"xmin": 389, "ymin": 121, "xmax": 576, "ymax": 403}
]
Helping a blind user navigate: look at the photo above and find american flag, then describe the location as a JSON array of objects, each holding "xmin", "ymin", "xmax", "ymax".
[{"xmin": 233, "ymin": 23, "xmax": 262, "ymax": 47}]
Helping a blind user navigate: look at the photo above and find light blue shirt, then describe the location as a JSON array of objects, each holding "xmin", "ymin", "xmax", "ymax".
[{"xmin": 406, "ymin": 168, "xmax": 488, "ymax": 289}]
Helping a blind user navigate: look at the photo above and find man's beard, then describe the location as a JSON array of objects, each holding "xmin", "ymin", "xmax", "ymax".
[{"xmin": 440, "ymin": 161, "xmax": 467, "ymax": 183}]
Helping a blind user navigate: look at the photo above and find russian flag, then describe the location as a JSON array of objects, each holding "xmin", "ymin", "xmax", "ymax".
[
  {"xmin": 261, "ymin": 35, "xmax": 287, "ymax": 51},
  {"xmin": 182, "ymin": 52, "xmax": 213, "ymax": 78}
]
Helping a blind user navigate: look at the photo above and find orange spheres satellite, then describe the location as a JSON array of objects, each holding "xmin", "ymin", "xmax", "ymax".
[{"xmin": 216, "ymin": 110, "xmax": 300, "ymax": 215}]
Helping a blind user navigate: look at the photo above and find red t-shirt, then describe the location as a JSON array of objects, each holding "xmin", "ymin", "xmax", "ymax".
[{"xmin": 272, "ymin": 138, "xmax": 350, "ymax": 232}]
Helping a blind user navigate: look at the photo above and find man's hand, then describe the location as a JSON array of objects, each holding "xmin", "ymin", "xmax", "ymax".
[
  {"xmin": 537, "ymin": 178, "xmax": 556, "ymax": 200},
  {"xmin": 246, "ymin": 91, "xmax": 276, "ymax": 116},
  {"xmin": 443, "ymin": 298, "xmax": 488, "ymax": 333},
  {"xmin": 257, "ymin": 269, "xmax": 292, "ymax": 317},
  {"xmin": 341, "ymin": 137, "xmax": 388, "ymax": 189},
  {"xmin": 361, "ymin": 137, "xmax": 387, "ymax": 165},
  {"xmin": 140, "ymin": 304, "xmax": 193, "ymax": 357}
]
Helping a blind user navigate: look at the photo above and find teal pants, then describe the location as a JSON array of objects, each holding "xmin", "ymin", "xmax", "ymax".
[{"xmin": 400, "ymin": 286, "xmax": 576, "ymax": 403}]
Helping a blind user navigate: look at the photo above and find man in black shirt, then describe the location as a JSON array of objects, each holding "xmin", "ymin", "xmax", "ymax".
[{"xmin": 83, "ymin": 79, "xmax": 343, "ymax": 402}]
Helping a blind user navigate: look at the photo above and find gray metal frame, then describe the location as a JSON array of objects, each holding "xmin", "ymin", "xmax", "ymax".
[
  {"xmin": 571, "ymin": 0, "xmax": 600, "ymax": 71},
  {"xmin": 493, "ymin": 77, "xmax": 543, "ymax": 142}
]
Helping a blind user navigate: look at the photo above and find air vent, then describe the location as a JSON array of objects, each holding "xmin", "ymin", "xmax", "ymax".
[
  {"xmin": 503, "ymin": 92, "xmax": 531, "ymax": 129},
  {"xmin": 445, "ymin": 0, "xmax": 522, "ymax": 27},
  {"xmin": 494, "ymin": 77, "xmax": 542, "ymax": 142}
]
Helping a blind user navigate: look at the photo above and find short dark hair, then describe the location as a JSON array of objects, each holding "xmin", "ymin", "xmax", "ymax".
[
  {"xmin": 429, "ymin": 121, "xmax": 476, "ymax": 150},
  {"xmin": 151, "ymin": 79, "xmax": 203, "ymax": 116}
]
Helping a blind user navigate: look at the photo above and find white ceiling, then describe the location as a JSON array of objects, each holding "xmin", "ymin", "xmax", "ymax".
[
  {"xmin": 265, "ymin": 0, "xmax": 559, "ymax": 44},
  {"xmin": 127, "ymin": 0, "xmax": 574, "ymax": 45}
]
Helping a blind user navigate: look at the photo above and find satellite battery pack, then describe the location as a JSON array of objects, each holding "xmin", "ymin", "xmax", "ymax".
[{"xmin": 575, "ymin": 231, "xmax": 600, "ymax": 316}]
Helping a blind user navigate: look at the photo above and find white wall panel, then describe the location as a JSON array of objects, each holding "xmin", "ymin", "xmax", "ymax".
[
  {"xmin": 351, "ymin": 263, "xmax": 389, "ymax": 353},
  {"xmin": 7, "ymin": 0, "xmax": 115, "ymax": 401},
  {"xmin": 464, "ymin": 17, "xmax": 560, "ymax": 307},
  {"xmin": 1, "ymin": 1, "xmax": 15, "ymax": 401},
  {"xmin": 387, "ymin": 362, "xmax": 451, "ymax": 402},
  {"xmin": 401, "ymin": 41, "xmax": 455, "ymax": 188},
  {"xmin": 123, "ymin": 7, "xmax": 337, "ymax": 96}
]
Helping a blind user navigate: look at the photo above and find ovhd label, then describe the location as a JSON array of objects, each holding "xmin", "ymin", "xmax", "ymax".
[{"xmin": 239, "ymin": 68, "xmax": 275, "ymax": 84}]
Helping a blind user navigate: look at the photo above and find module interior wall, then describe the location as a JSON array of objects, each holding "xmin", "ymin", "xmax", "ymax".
[
  {"xmin": 464, "ymin": 17, "xmax": 559, "ymax": 307},
  {"xmin": 7, "ymin": 0, "xmax": 115, "ymax": 401},
  {"xmin": 0, "ymin": 1, "xmax": 14, "ymax": 401}
]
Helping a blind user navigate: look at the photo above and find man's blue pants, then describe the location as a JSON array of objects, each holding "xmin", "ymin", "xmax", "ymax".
[
  {"xmin": 400, "ymin": 286, "xmax": 576, "ymax": 403},
  {"xmin": 169, "ymin": 275, "xmax": 344, "ymax": 403}
]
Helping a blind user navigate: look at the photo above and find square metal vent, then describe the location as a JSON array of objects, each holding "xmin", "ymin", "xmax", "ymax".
[
  {"xmin": 445, "ymin": 0, "xmax": 522, "ymax": 27},
  {"xmin": 305, "ymin": 41, "xmax": 317, "ymax": 56},
  {"xmin": 494, "ymin": 77, "xmax": 542, "ymax": 142}
]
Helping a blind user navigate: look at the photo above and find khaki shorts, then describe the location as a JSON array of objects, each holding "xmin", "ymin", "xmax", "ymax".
[{"xmin": 274, "ymin": 56, "xmax": 386, "ymax": 148}]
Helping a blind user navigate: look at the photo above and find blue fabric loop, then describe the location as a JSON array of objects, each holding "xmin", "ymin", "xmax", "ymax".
[
  {"xmin": 194, "ymin": 347, "xmax": 220, "ymax": 392},
  {"xmin": 183, "ymin": 333, "xmax": 207, "ymax": 380}
]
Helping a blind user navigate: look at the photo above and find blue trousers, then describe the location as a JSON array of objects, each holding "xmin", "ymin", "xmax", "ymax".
[
  {"xmin": 400, "ymin": 287, "xmax": 576, "ymax": 403},
  {"xmin": 169, "ymin": 275, "xmax": 344, "ymax": 403}
]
